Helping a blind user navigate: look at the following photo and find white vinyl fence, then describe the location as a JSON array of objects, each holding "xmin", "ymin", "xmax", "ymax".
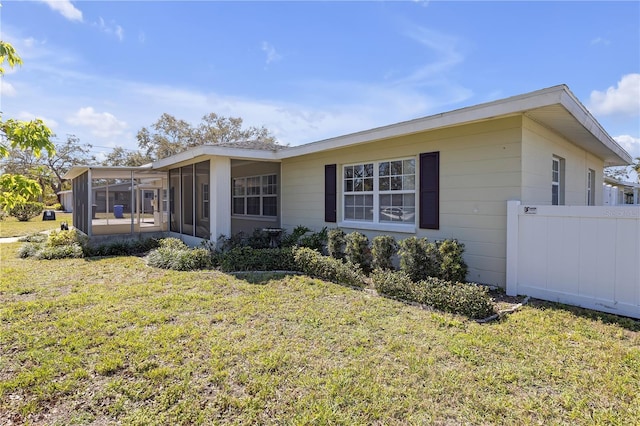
[{"xmin": 506, "ymin": 200, "xmax": 640, "ymax": 319}]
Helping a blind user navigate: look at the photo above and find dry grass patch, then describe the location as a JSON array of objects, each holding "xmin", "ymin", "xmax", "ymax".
[{"xmin": 0, "ymin": 241, "xmax": 639, "ymax": 425}]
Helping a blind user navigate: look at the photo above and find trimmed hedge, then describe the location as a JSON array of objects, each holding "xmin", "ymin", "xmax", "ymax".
[
  {"xmin": 293, "ymin": 247, "xmax": 365, "ymax": 288},
  {"xmin": 219, "ymin": 247, "xmax": 296, "ymax": 272},
  {"xmin": 371, "ymin": 269, "xmax": 495, "ymax": 319},
  {"xmin": 88, "ymin": 238, "xmax": 160, "ymax": 257},
  {"xmin": 147, "ymin": 246, "xmax": 212, "ymax": 271}
]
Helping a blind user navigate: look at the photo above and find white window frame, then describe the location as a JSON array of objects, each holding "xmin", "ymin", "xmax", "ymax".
[
  {"xmin": 232, "ymin": 174, "xmax": 278, "ymax": 218},
  {"xmin": 339, "ymin": 157, "xmax": 416, "ymax": 233},
  {"xmin": 552, "ymin": 156, "xmax": 565, "ymax": 206},
  {"xmin": 587, "ymin": 169, "xmax": 595, "ymax": 206}
]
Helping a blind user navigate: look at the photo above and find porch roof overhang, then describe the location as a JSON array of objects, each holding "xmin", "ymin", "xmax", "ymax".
[
  {"xmin": 151, "ymin": 145, "xmax": 280, "ymax": 170},
  {"xmin": 275, "ymin": 85, "xmax": 632, "ymax": 167},
  {"xmin": 63, "ymin": 165, "xmax": 163, "ymax": 180}
]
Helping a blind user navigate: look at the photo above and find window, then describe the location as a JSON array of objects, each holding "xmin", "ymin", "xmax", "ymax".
[
  {"xmin": 587, "ymin": 169, "xmax": 595, "ymax": 206},
  {"xmin": 552, "ymin": 156, "xmax": 565, "ymax": 205},
  {"xmin": 343, "ymin": 158, "xmax": 416, "ymax": 225},
  {"xmin": 232, "ymin": 174, "xmax": 277, "ymax": 217}
]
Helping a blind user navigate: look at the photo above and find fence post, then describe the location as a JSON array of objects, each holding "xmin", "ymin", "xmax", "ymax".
[{"xmin": 506, "ymin": 200, "xmax": 521, "ymax": 296}]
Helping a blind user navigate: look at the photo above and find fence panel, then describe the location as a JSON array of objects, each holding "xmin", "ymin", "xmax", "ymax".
[{"xmin": 507, "ymin": 201, "xmax": 640, "ymax": 319}]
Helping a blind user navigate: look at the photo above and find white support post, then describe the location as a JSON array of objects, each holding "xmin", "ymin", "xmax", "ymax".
[
  {"xmin": 506, "ymin": 200, "xmax": 521, "ymax": 296},
  {"xmin": 210, "ymin": 157, "xmax": 231, "ymax": 240}
]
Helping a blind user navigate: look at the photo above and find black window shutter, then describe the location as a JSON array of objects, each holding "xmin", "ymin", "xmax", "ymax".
[
  {"xmin": 419, "ymin": 152, "xmax": 439, "ymax": 229},
  {"xmin": 325, "ymin": 164, "xmax": 337, "ymax": 223}
]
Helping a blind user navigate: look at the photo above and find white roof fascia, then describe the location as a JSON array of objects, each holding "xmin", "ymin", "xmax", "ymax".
[
  {"xmin": 63, "ymin": 164, "xmax": 153, "ymax": 180},
  {"xmin": 152, "ymin": 145, "xmax": 280, "ymax": 169},
  {"xmin": 558, "ymin": 89, "xmax": 633, "ymax": 164}
]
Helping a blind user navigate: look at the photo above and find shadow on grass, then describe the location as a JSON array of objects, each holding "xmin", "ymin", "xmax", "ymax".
[
  {"xmin": 229, "ymin": 271, "xmax": 298, "ymax": 284},
  {"xmin": 528, "ymin": 298, "xmax": 640, "ymax": 332}
]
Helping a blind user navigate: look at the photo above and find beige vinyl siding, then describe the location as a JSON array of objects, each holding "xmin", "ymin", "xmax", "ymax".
[
  {"xmin": 522, "ymin": 117, "xmax": 605, "ymax": 206},
  {"xmin": 282, "ymin": 116, "xmax": 523, "ymax": 287}
]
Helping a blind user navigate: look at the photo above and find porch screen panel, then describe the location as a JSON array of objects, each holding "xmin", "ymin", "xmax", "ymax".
[
  {"xmin": 181, "ymin": 165, "xmax": 194, "ymax": 236},
  {"xmin": 169, "ymin": 168, "xmax": 181, "ymax": 233},
  {"xmin": 419, "ymin": 152, "xmax": 439, "ymax": 230},
  {"xmin": 73, "ymin": 171, "xmax": 89, "ymax": 234},
  {"xmin": 195, "ymin": 160, "xmax": 210, "ymax": 239},
  {"xmin": 325, "ymin": 164, "xmax": 337, "ymax": 223}
]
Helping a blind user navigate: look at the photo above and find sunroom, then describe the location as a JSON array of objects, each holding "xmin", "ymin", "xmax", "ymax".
[{"xmin": 63, "ymin": 166, "xmax": 169, "ymax": 238}]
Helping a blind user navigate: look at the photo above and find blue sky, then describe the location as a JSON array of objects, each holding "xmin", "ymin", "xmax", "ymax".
[{"xmin": 1, "ymin": 1, "xmax": 639, "ymax": 168}]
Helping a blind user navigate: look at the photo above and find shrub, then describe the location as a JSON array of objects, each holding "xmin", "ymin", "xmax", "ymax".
[
  {"xmin": 147, "ymin": 246, "xmax": 212, "ymax": 271},
  {"xmin": 216, "ymin": 232, "xmax": 247, "ymax": 252},
  {"xmin": 280, "ymin": 225, "xmax": 311, "ymax": 247},
  {"xmin": 219, "ymin": 247, "xmax": 296, "ymax": 272},
  {"xmin": 88, "ymin": 238, "xmax": 160, "ymax": 257},
  {"xmin": 6, "ymin": 201, "xmax": 44, "ymax": 222},
  {"xmin": 371, "ymin": 269, "xmax": 416, "ymax": 301},
  {"xmin": 248, "ymin": 228, "xmax": 271, "ymax": 249},
  {"xmin": 17, "ymin": 242, "xmax": 40, "ymax": 259},
  {"xmin": 327, "ymin": 228, "xmax": 346, "ymax": 260},
  {"xmin": 293, "ymin": 247, "xmax": 364, "ymax": 288},
  {"xmin": 437, "ymin": 239, "xmax": 468, "ymax": 282},
  {"xmin": 47, "ymin": 229, "xmax": 89, "ymax": 248},
  {"xmin": 299, "ymin": 227, "xmax": 328, "ymax": 253},
  {"xmin": 35, "ymin": 243, "xmax": 84, "ymax": 260},
  {"xmin": 158, "ymin": 237, "xmax": 188, "ymax": 250},
  {"xmin": 345, "ymin": 232, "xmax": 372, "ymax": 274},
  {"xmin": 371, "ymin": 235, "xmax": 398, "ymax": 271},
  {"xmin": 18, "ymin": 233, "xmax": 48, "ymax": 243},
  {"xmin": 47, "ymin": 203, "xmax": 63, "ymax": 211},
  {"xmin": 398, "ymin": 237, "xmax": 439, "ymax": 281},
  {"xmin": 0, "ymin": 209, "xmax": 7, "ymax": 221},
  {"xmin": 421, "ymin": 278, "xmax": 495, "ymax": 319},
  {"xmin": 371, "ymin": 270, "xmax": 495, "ymax": 319}
]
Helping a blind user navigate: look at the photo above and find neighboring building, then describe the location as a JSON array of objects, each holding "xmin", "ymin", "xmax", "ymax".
[
  {"xmin": 64, "ymin": 85, "xmax": 633, "ymax": 288},
  {"xmin": 603, "ymin": 176, "xmax": 640, "ymax": 206}
]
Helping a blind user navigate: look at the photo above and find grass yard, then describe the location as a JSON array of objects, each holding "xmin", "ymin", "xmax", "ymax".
[
  {"xmin": 1, "ymin": 241, "xmax": 639, "ymax": 425},
  {"xmin": 0, "ymin": 212, "xmax": 73, "ymax": 238}
]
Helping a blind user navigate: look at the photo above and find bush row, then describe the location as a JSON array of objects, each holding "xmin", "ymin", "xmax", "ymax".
[
  {"xmin": 327, "ymin": 230, "xmax": 468, "ymax": 282},
  {"xmin": 371, "ymin": 269, "xmax": 495, "ymax": 319},
  {"xmin": 18, "ymin": 229, "xmax": 161, "ymax": 260}
]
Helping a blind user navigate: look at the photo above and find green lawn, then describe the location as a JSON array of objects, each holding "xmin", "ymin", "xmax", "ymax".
[
  {"xmin": 0, "ymin": 212, "xmax": 72, "ymax": 238},
  {"xmin": 1, "ymin": 241, "xmax": 639, "ymax": 425}
]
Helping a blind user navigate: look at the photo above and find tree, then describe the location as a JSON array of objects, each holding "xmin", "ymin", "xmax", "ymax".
[
  {"xmin": 135, "ymin": 112, "xmax": 283, "ymax": 161},
  {"xmin": 0, "ymin": 173, "xmax": 41, "ymax": 210},
  {"xmin": 0, "ymin": 40, "xmax": 55, "ymax": 210},
  {"xmin": 198, "ymin": 113, "xmax": 280, "ymax": 149},
  {"xmin": 1, "ymin": 135, "xmax": 94, "ymax": 198},
  {"xmin": 102, "ymin": 146, "xmax": 153, "ymax": 167}
]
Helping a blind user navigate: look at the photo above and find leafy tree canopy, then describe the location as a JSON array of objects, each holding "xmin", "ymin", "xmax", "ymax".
[
  {"xmin": 0, "ymin": 173, "xmax": 41, "ymax": 209},
  {"xmin": 133, "ymin": 112, "xmax": 284, "ymax": 162}
]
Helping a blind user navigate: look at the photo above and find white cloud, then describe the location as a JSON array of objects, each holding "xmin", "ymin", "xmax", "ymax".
[
  {"xmin": 398, "ymin": 25, "xmax": 464, "ymax": 84},
  {"xmin": 589, "ymin": 74, "xmax": 640, "ymax": 116},
  {"xmin": 614, "ymin": 135, "xmax": 640, "ymax": 159},
  {"xmin": 39, "ymin": 0, "xmax": 83, "ymax": 22},
  {"xmin": 0, "ymin": 80, "xmax": 17, "ymax": 97},
  {"xmin": 94, "ymin": 17, "xmax": 125, "ymax": 42},
  {"xmin": 16, "ymin": 111, "xmax": 59, "ymax": 129},
  {"xmin": 67, "ymin": 107, "xmax": 128, "ymax": 138},
  {"xmin": 261, "ymin": 42, "xmax": 282, "ymax": 65}
]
